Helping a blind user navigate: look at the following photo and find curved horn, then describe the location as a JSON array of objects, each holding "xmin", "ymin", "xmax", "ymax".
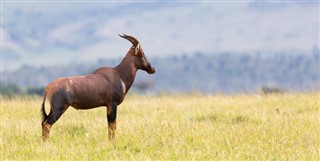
[{"xmin": 119, "ymin": 33, "xmax": 139, "ymax": 46}]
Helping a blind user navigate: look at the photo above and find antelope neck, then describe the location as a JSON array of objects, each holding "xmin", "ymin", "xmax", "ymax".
[{"xmin": 114, "ymin": 54, "xmax": 138, "ymax": 93}]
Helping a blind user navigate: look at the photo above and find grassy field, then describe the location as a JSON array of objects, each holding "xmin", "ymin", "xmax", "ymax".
[{"xmin": 1, "ymin": 93, "xmax": 319, "ymax": 160}]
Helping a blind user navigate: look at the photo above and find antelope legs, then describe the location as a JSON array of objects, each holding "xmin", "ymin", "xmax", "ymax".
[
  {"xmin": 42, "ymin": 103, "xmax": 69, "ymax": 141},
  {"xmin": 107, "ymin": 104, "xmax": 117, "ymax": 140},
  {"xmin": 42, "ymin": 121, "xmax": 52, "ymax": 141}
]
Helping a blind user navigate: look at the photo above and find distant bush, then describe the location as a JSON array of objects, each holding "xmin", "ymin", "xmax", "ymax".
[
  {"xmin": 133, "ymin": 80, "xmax": 153, "ymax": 92},
  {"xmin": 261, "ymin": 86, "xmax": 285, "ymax": 94},
  {"xmin": 1, "ymin": 82, "xmax": 23, "ymax": 97},
  {"xmin": 27, "ymin": 86, "xmax": 45, "ymax": 96},
  {"xmin": 1, "ymin": 82, "xmax": 44, "ymax": 96}
]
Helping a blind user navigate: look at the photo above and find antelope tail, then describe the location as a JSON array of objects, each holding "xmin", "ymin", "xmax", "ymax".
[{"xmin": 41, "ymin": 91, "xmax": 48, "ymax": 123}]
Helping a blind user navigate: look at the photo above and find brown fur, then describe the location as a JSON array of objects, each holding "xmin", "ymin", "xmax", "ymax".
[{"xmin": 41, "ymin": 34, "xmax": 155, "ymax": 141}]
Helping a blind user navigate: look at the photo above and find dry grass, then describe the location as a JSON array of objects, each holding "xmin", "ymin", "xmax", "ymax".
[{"xmin": 1, "ymin": 93, "xmax": 319, "ymax": 160}]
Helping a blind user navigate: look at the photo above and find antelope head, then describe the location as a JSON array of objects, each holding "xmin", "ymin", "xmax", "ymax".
[{"xmin": 119, "ymin": 34, "xmax": 155, "ymax": 74}]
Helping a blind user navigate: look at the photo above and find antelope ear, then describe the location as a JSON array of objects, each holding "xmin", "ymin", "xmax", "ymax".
[{"xmin": 134, "ymin": 44, "xmax": 140, "ymax": 55}]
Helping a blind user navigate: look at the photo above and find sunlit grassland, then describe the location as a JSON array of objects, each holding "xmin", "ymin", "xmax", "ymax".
[{"xmin": 1, "ymin": 93, "xmax": 319, "ymax": 160}]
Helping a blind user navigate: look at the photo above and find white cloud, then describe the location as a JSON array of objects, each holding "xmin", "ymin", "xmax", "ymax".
[{"xmin": 1, "ymin": 28, "xmax": 25, "ymax": 53}]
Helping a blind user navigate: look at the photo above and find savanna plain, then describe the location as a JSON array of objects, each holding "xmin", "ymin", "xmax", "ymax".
[{"xmin": 1, "ymin": 93, "xmax": 319, "ymax": 160}]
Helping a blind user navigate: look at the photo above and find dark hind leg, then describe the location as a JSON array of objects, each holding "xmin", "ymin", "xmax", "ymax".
[
  {"xmin": 42, "ymin": 122, "xmax": 52, "ymax": 141},
  {"xmin": 42, "ymin": 102, "xmax": 69, "ymax": 141},
  {"xmin": 107, "ymin": 103, "xmax": 117, "ymax": 140}
]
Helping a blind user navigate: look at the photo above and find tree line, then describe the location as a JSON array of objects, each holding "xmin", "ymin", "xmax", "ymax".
[{"xmin": 1, "ymin": 50, "xmax": 319, "ymax": 96}]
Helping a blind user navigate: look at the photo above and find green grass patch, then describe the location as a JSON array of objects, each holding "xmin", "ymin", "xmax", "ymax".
[{"xmin": 1, "ymin": 93, "xmax": 319, "ymax": 160}]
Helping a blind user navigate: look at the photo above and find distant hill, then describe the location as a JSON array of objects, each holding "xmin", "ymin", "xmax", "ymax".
[{"xmin": 2, "ymin": 51, "xmax": 319, "ymax": 94}]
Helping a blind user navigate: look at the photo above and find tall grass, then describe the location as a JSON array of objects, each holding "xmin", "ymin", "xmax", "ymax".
[{"xmin": 1, "ymin": 93, "xmax": 319, "ymax": 160}]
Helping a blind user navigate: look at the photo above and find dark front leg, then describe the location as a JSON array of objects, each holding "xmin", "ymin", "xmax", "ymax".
[{"xmin": 107, "ymin": 104, "xmax": 117, "ymax": 140}]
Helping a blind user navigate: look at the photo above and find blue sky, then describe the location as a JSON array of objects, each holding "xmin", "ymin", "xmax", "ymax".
[{"xmin": 1, "ymin": 1, "xmax": 319, "ymax": 70}]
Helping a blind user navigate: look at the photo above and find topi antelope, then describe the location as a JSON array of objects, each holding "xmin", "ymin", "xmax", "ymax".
[{"xmin": 41, "ymin": 34, "xmax": 155, "ymax": 141}]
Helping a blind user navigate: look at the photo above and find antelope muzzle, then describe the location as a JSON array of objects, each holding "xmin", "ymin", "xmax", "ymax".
[{"xmin": 147, "ymin": 63, "xmax": 155, "ymax": 74}]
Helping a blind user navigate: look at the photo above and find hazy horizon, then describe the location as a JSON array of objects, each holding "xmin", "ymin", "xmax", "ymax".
[{"xmin": 2, "ymin": 1, "xmax": 319, "ymax": 71}]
